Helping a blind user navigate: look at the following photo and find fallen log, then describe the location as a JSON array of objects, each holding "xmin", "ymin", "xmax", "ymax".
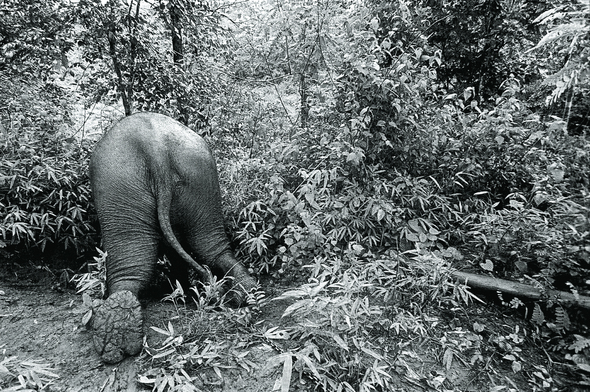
[{"xmin": 450, "ymin": 270, "xmax": 590, "ymax": 311}]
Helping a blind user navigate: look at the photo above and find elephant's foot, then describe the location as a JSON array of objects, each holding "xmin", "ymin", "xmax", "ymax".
[
  {"xmin": 226, "ymin": 274, "xmax": 258, "ymax": 307},
  {"xmin": 92, "ymin": 290, "xmax": 143, "ymax": 364}
]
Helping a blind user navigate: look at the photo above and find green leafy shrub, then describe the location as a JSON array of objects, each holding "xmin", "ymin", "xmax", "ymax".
[
  {"xmin": 266, "ymin": 250, "xmax": 482, "ymax": 392},
  {"xmin": 430, "ymin": 95, "xmax": 544, "ymax": 202},
  {"xmin": 226, "ymin": 8, "xmax": 589, "ymax": 339},
  {"xmin": 0, "ymin": 79, "xmax": 95, "ymax": 254},
  {"xmin": 422, "ymin": 0, "xmax": 547, "ymax": 98},
  {"xmin": 328, "ymin": 7, "xmax": 590, "ymax": 298},
  {"xmin": 231, "ymin": 121, "xmax": 466, "ymax": 276},
  {"xmin": 0, "ymin": 0, "xmax": 74, "ymax": 76},
  {"xmin": 0, "ymin": 130, "xmax": 94, "ymax": 253},
  {"xmin": 335, "ymin": 45, "xmax": 440, "ymax": 177}
]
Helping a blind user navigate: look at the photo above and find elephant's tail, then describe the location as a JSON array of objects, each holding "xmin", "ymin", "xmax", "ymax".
[{"xmin": 156, "ymin": 188, "xmax": 212, "ymax": 284}]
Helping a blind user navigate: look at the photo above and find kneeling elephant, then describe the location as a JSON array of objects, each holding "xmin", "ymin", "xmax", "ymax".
[{"xmin": 88, "ymin": 112, "xmax": 257, "ymax": 363}]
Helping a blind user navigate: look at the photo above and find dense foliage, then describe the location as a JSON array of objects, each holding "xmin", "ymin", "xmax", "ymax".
[
  {"xmin": 0, "ymin": 0, "xmax": 73, "ymax": 76},
  {"xmin": 1, "ymin": 0, "xmax": 589, "ymax": 390},
  {"xmin": 228, "ymin": 0, "xmax": 589, "ymax": 292},
  {"xmin": 74, "ymin": 0, "xmax": 230, "ymax": 127},
  {"xmin": 421, "ymin": 0, "xmax": 548, "ymax": 98},
  {"xmin": 0, "ymin": 75, "xmax": 94, "ymax": 254}
]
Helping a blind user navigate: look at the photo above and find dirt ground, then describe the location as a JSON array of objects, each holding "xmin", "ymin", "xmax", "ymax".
[
  {"xmin": 0, "ymin": 260, "xmax": 585, "ymax": 392},
  {"xmin": 0, "ymin": 286, "xmax": 289, "ymax": 392},
  {"xmin": 0, "ymin": 262, "xmax": 285, "ymax": 392}
]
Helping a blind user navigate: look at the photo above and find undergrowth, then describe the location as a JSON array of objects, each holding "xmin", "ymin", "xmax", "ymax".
[
  {"xmin": 0, "ymin": 77, "xmax": 95, "ymax": 255},
  {"xmin": 78, "ymin": 248, "xmax": 580, "ymax": 391},
  {"xmin": 135, "ymin": 282, "xmax": 267, "ymax": 391},
  {"xmin": 220, "ymin": 73, "xmax": 590, "ymax": 389},
  {"xmin": 0, "ymin": 355, "xmax": 60, "ymax": 391}
]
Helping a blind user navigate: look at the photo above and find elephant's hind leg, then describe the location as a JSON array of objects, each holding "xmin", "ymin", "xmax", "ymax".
[
  {"xmin": 92, "ymin": 209, "xmax": 159, "ymax": 363},
  {"xmin": 92, "ymin": 290, "xmax": 143, "ymax": 364}
]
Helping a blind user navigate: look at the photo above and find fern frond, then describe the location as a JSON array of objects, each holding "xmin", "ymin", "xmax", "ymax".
[
  {"xmin": 531, "ymin": 303, "xmax": 545, "ymax": 325},
  {"xmin": 554, "ymin": 306, "xmax": 571, "ymax": 331}
]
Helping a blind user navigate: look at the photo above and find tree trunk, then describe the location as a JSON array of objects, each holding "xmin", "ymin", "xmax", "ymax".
[
  {"xmin": 298, "ymin": 21, "xmax": 309, "ymax": 129},
  {"xmin": 170, "ymin": 0, "xmax": 188, "ymax": 125},
  {"xmin": 126, "ymin": 0, "xmax": 142, "ymax": 113},
  {"xmin": 299, "ymin": 72, "xmax": 309, "ymax": 128},
  {"xmin": 108, "ymin": 29, "xmax": 132, "ymax": 116}
]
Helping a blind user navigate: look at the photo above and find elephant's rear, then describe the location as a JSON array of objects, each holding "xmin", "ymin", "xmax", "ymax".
[
  {"xmin": 90, "ymin": 114, "xmax": 163, "ymax": 296},
  {"xmin": 89, "ymin": 112, "xmax": 222, "ymax": 293},
  {"xmin": 88, "ymin": 112, "xmax": 257, "ymax": 364}
]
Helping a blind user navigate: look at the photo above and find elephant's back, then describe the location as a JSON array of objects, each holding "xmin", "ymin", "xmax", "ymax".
[
  {"xmin": 98, "ymin": 112, "xmax": 211, "ymax": 159},
  {"xmin": 90, "ymin": 112, "xmax": 217, "ymax": 193}
]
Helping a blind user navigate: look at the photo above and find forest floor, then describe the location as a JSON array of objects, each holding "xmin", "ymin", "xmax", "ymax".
[{"xmin": 0, "ymin": 256, "xmax": 584, "ymax": 392}]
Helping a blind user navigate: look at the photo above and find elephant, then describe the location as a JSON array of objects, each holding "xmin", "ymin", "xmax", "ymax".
[{"xmin": 88, "ymin": 112, "xmax": 257, "ymax": 364}]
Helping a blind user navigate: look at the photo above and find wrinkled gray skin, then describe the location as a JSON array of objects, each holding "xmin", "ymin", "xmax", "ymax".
[{"xmin": 89, "ymin": 112, "xmax": 256, "ymax": 363}]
